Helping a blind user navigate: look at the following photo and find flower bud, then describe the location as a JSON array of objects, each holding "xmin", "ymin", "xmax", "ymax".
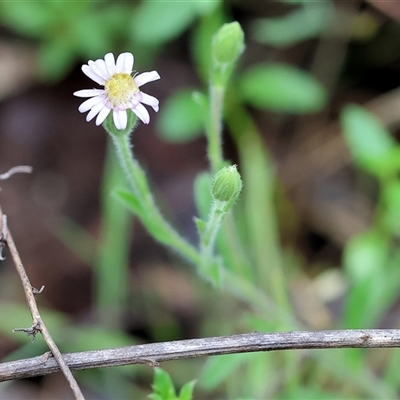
[
  {"xmin": 211, "ymin": 165, "xmax": 242, "ymax": 203},
  {"xmin": 212, "ymin": 22, "xmax": 244, "ymax": 67}
]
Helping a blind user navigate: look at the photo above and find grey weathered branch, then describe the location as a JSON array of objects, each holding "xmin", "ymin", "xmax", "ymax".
[
  {"xmin": 1, "ymin": 329, "xmax": 400, "ymax": 382},
  {"xmin": 0, "ymin": 205, "xmax": 85, "ymax": 400}
]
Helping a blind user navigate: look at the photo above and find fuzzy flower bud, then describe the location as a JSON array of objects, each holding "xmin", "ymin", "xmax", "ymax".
[
  {"xmin": 211, "ymin": 165, "xmax": 242, "ymax": 203},
  {"xmin": 212, "ymin": 22, "xmax": 244, "ymax": 67}
]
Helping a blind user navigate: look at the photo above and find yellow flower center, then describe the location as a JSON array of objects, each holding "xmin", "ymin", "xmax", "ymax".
[{"xmin": 104, "ymin": 73, "xmax": 138, "ymax": 106}]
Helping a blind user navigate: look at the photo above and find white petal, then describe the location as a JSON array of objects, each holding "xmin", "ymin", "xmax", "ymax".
[
  {"xmin": 73, "ymin": 89, "xmax": 104, "ymax": 98},
  {"xmin": 113, "ymin": 109, "xmax": 128, "ymax": 130},
  {"xmin": 86, "ymin": 102, "xmax": 107, "ymax": 122},
  {"xmin": 134, "ymin": 71, "xmax": 161, "ymax": 87},
  {"xmin": 132, "ymin": 103, "xmax": 150, "ymax": 124},
  {"xmin": 95, "ymin": 106, "xmax": 111, "ymax": 126},
  {"xmin": 116, "ymin": 53, "xmax": 134, "ymax": 73},
  {"xmin": 82, "ymin": 65, "xmax": 105, "ymax": 85},
  {"xmin": 91, "ymin": 58, "xmax": 109, "ymax": 80},
  {"xmin": 127, "ymin": 96, "xmax": 140, "ymax": 109},
  {"xmin": 140, "ymin": 92, "xmax": 159, "ymax": 112},
  {"xmin": 78, "ymin": 96, "xmax": 104, "ymax": 113},
  {"xmin": 104, "ymin": 53, "xmax": 116, "ymax": 76}
]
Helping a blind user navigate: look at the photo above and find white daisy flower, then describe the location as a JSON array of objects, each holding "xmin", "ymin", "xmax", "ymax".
[{"xmin": 74, "ymin": 52, "xmax": 160, "ymax": 130}]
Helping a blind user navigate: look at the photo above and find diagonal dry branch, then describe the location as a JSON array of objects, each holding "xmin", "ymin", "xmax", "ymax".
[
  {"xmin": 1, "ymin": 329, "xmax": 400, "ymax": 382},
  {"xmin": 0, "ymin": 168, "xmax": 85, "ymax": 400}
]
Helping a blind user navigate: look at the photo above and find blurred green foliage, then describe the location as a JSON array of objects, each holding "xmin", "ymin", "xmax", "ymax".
[
  {"xmin": 252, "ymin": 1, "xmax": 334, "ymax": 47},
  {"xmin": 340, "ymin": 104, "xmax": 400, "ymax": 332},
  {"xmin": 239, "ymin": 63, "xmax": 327, "ymax": 113},
  {"xmin": 156, "ymin": 89, "xmax": 204, "ymax": 143},
  {"xmin": 1, "ymin": 0, "xmax": 400, "ymax": 399},
  {"xmin": 341, "ymin": 104, "xmax": 400, "ymax": 178},
  {"xmin": 0, "ymin": 1, "xmax": 132, "ymax": 80}
]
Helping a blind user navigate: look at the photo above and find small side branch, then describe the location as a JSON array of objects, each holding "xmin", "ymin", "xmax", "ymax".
[
  {"xmin": 0, "ymin": 165, "xmax": 33, "ymax": 180},
  {"xmin": 0, "ymin": 206, "xmax": 85, "ymax": 400},
  {"xmin": 1, "ymin": 329, "xmax": 400, "ymax": 381}
]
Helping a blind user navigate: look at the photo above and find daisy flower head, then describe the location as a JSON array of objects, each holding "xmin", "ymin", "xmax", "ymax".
[{"xmin": 74, "ymin": 52, "xmax": 160, "ymax": 130}]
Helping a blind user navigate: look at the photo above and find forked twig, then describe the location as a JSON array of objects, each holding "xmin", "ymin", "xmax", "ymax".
[{"xmin": 0, "ymin": 206, "xmax": 85, "ymax": 400}]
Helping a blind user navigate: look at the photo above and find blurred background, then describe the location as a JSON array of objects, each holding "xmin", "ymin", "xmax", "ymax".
[{"xmin": 1, "ymin": 0, "xmax": 400, "ymax": 399}]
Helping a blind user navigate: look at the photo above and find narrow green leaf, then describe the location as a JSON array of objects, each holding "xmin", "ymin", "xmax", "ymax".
[
  {"xmin": 239, "ymin": 63, "xmax": 327, "ymax": 113},
  {"xmin": 114, "ymin": 189, "xmax": 180, "ymax": 247},
  {"xmin": 340, "ymin": 104, "xmax": 398, "ymax": 177},
  {"xmin": 150, "ymin": 368, "xmax": 177, "ymax": 400},
  {"xmin": 343, "ymin": 230, "xmax": 390, "ymax": 327},
  {"xmin": 252, "ymin": 4, "xmax": 332, "ymax": 47},
  {"xmin": 113, "ymin": 188, "xmax": 144, "ymax": 218},
  {"xmin": 193, "ymin": 172, "xmax": 213, "ymax": 220},
  {"xmin": 382, "ymin": 181, "xmax": 400, "ymax": 234},
  {"xmin": 178, "ymin": 380, "xmax": 196, "ymax": 400}
]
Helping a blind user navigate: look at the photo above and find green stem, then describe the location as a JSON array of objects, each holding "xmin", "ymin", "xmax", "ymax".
[
  {"xmin": 110, "ymin": 132, "xmax": 201, "ymax": 266},
  {"xmin": 96, "ymin": 142, "xmax": 131, "ymax": 328},
  {"xmin": 200, "ymin": 199, "xmax": 225, "ymax": 260},
  {"xmin": 207, "ymin": 84, "xmax": 225, "ymax": 172}
]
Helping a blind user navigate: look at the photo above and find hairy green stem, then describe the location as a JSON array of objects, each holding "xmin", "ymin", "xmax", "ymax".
[
  {"xmin": 110, "ymin": 132, "xmax": 201, "ymax": 266},
  {"xmin": 207, "ymin": 84, "xmax": 225, "ymax": 172},
  {"xmin": 200, "ymin": 200, "xmax": 225, "ymax": 262}
]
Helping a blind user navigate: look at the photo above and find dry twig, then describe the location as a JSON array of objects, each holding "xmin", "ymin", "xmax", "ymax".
[
  {"xmin": 1, "ymin": 329, "xmax": 400, "ymax": 381},
  {"xmin": 0, "ymin": 167, "xmax": 85, "ymax": 400},
  {"xmin": 2, "ymin": 166, "xmax": 400, "ymax": 391},
  {"xmin": 0, "ymin": 165, "xmax": 33, "ymax": 181}
]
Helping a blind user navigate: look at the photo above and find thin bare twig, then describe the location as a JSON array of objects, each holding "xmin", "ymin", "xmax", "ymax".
[
  {"xmin": 0, "ymin": 165, "xmax": 33, "ymax": 180},
  {"xmin": 0, "ymin": 214, "xmax": 7, "ymax": 260},
  {"xmin": 0, "ymin": 329, "xmax": 400, "ymax": 382},
  {"xmin": 0, "ymin": 206, "xmax": 85, "ymax": 400}
]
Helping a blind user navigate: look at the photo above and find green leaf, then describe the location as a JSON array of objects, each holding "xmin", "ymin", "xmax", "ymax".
[
  {"xmin": 382, "ymin": 181, "xmax": 400, "ymax": 235},
  {"xmin": 194, "ymin": 217, "xmax": 206, "ymax": 235},
  {"xmin": 193, "ymin": 172, "xmax": 213, "ymax": 220},
  {"xmin": 150, "ymin": 368, "xmax": 177, "ymax": 400},
  {"xmin": 344, "ymin": 230, "xmax": 388, "ymax": 284},
  {"xmin": 131, "ymin": 1, "xmax": 199, "ymax": 46},
  {"xmin": 239, "ymin": 63, "xmax": 327, "ymax": 113},
  {"xmin": 156, "ymin": 89, "xmax": 204, "ymax": 143},
  {"xmin": 343, "ymin": 230, "xmax": 390, "ymax": 327},
  {"xmin": 0, "ymin": 3, "xmax": 53, "ymax": 37},
  {"xmin": 114, "ymin": 188, "xmax": 180, "ymax": 247},
  {"xmin": 340, "ymin": 104, "xmax": 398, "ymax": 177},
  {"xmin": 252, "ymin": 4, "xmax": 332, "ymax": 47},
  {"xmin": 113, "ymin": 188, "xmax": 145, "ymax": 219},
  {"xmin": 178, "ymin": 380, "xmax": 196, "ymax": 400}
]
